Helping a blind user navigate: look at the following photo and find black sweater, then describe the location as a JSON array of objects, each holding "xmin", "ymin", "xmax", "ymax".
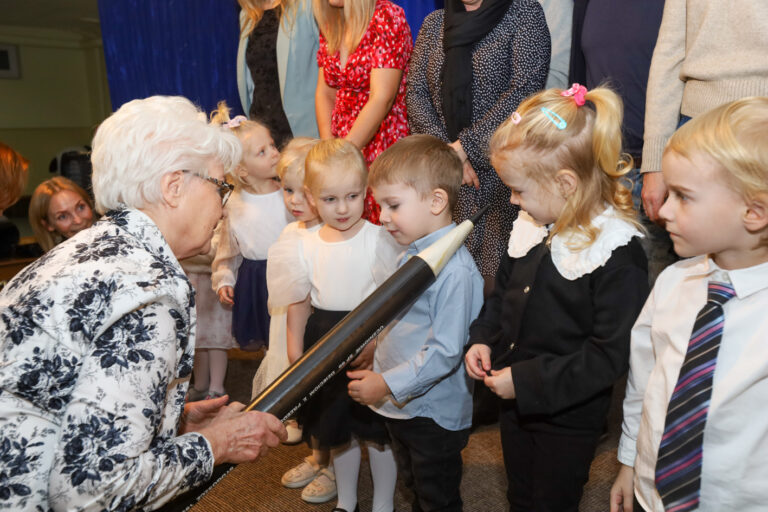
[{"xmin": 469, "ymin": 238, "xmax": 649, "ymax": 434}]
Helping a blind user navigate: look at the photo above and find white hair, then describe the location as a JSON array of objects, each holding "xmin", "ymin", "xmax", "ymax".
[{"xmin": 91, "ymin": 96, "xmax": 242, "ymax": 213}]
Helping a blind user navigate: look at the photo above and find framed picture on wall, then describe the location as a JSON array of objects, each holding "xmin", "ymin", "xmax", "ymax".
[{"xmin": 0, "ymin": 44, "xmax": 20, "ymax": 79}]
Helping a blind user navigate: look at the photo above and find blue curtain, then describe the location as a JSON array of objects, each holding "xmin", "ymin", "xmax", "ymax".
[
  {"xmin": 98, "ymin": 0, "xmax": 243, "ymax": 115},
  {"xmin": 394, "ymin": 0, "xmax": 444, "ymax": 39},
  {"xmin": 98, "ymin": 0, "xmax": 442, "ymax": 114}
]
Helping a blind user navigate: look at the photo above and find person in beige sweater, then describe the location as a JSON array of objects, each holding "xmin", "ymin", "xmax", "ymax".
[{"xmin": 641, "ymin": 0, "xmax": 768, "ymax": 224}]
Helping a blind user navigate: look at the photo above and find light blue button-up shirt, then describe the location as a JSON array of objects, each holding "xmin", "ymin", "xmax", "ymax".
[{"xmin": 372, "ymin": 223, "xmax": 484, "ymax": 431}]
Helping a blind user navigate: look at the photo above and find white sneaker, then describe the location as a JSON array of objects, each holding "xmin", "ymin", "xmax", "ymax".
[
  {"xmin": 283, "ymin": 419, "xmax": 302, "ymax": 445},
  {"xmin": 281, "ymin": 456, "xmax": 320, "ymax": 488},
  {"xmin": 301, "ymin": 467, "xmax": 337, "ymax": 504}
]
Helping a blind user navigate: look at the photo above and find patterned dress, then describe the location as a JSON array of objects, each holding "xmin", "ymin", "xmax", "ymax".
[
  {"xmin": 407, "ymin": 0, "xmax": 550, "ymax": 277},
  {"xmin": 0, "ymin": 209, "xmax": 213, "ymax": 510},
  {"xmin": 317, "ymin": 0, "xmax": 412, "ymax": 223},
  {"xmin": 246, "ymin": 8, "xmax": 294, "ymax": 148}
]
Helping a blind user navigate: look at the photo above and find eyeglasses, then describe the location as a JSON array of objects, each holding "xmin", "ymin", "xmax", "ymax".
[{"xmin": 182, "ymin": 170, "xmax": 234, "ymax": 206}]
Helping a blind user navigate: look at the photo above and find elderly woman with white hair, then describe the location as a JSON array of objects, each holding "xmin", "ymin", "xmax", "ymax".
[{"xmin": 0, "ymin": 96, "xmax": 286, "ymax": 511}]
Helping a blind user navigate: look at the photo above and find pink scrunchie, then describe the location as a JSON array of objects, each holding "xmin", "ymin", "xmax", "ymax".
[{"xmin": 561, "ymin": 83, "xmax": 588, "ymax": 106}]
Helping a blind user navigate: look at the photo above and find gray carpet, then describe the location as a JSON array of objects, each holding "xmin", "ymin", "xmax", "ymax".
[{"xmin": 189, "ymin": 352, "xmax": 623, "ymax": 511}]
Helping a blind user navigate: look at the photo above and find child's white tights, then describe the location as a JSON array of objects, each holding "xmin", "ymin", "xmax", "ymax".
[
  {"xmin": 332, "ymin": 438, "xmax": 397, "ymax": 512},
  {"xmin": 192, "ymin": 348, "xmax": 228, "ymax": 395}
]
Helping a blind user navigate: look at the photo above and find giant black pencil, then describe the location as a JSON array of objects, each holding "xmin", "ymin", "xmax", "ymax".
[
  {"xmin": 245, "ymin": 204, "xmax": 489, "ymax": 419},
  {"xmin": 157, "ymin": 206, "xmax": 488, "ymax": 512}
]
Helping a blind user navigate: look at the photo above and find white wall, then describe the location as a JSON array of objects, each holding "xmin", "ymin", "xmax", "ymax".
[{"xmin": 0, "ymin": 25, "xmax": 111, "ymax": 195}]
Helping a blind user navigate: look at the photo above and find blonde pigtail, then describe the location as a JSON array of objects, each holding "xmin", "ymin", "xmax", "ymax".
[
  {"xmin": 210, "ymin": 101, "xmax": 232, "ymax": 127},
  {"xmin": 585, "ymin": 88, "xmax": 640, "ymax": 229}
]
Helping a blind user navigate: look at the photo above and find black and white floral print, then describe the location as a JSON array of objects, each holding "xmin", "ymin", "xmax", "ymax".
[
  {"xmin": 0, "ymin": 209, "xmax": 212, "ymax": 511},
  {"xmin": 406, "ymin": 0, "xmax": 550, "ymax": 276}
]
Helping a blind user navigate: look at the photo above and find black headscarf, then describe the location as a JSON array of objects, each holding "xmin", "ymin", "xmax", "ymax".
[{"xmin": 441, "ymin": 0, "xmax": 511, "ymax": 140}]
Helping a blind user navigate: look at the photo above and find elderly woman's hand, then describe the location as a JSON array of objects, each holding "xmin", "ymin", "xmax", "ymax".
[
  {"xmin": 178, "ymin": 395, "xmax": 230, "ymax": 434},
  {"xmin": 197, "ymin": 401, "xmax": 287, "ymax": 465}
]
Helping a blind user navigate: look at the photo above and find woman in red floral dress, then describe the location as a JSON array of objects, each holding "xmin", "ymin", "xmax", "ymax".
[{"xmin": 314, "ymin": 0, "xmax": 412, "ymax": 223}]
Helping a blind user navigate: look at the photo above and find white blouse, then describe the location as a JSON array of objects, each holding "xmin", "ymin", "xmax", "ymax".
[
  {"xmin": 267, "ymin": 221, "xmax": 403, "ymax": 311},
  {"xmin": 212, "ymin": 188, "xmax": 293, "ymax": 290}
]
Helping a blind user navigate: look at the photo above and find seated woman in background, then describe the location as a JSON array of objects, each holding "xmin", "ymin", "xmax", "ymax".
[
  {"xmin": 0, "ymin": 142, "xmax": 29, "ymax": 259},
  {"xmin": 29, "ymin": 176, "xmax": 96, "ymax": 252},
  {"xmin": 0, "ymin": 95, "xmax": 286, "ymax": 511}
]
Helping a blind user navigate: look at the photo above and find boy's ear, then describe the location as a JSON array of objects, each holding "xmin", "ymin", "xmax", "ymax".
[
  {"xmin": 430, "ymin": 188, "xmax": 449, "ymax": 216},
  {"xmin": 743, "ymin": 194, "xmax": 768, "ymax": 233},
  {"xmin": 160, "ymin": 170, "xmax": 185, "ymax": 208},
  {"xmin": 555, "ymin": 169, "xmax": 579, "ymax": 197}
]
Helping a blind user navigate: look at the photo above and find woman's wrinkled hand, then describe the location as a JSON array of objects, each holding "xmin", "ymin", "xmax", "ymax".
[
  {"xmin": 197, "ymin": 401, "xmax": 287, "ymax": 465},
  {"xmin": 179, "ymin": 394, "xmax": 230, "ymax": 434}
]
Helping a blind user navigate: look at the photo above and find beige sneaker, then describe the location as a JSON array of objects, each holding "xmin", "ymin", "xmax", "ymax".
[
  {"xmin": 283, "ymin": 419, "xmax": 302, "ymax": 445},
  {"xmin": 301, "ymin": 467, "xmax": 337, "ymax": 504},
  {"xmin": 281, "ymin": 456, "xmax": 320, "ymax": 488}
]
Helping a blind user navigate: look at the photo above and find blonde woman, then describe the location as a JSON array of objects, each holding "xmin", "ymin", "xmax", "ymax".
[
  {"xmin": 237, "ymin": 0, "xmax": 320, "ymax": 146},
  {"xmin": 313, "ymin": 0, "xmax": 412, "ymax": 223},
  {"xmin": 29, "ymin": 176, "xmax": 96, "ymax": 252}
]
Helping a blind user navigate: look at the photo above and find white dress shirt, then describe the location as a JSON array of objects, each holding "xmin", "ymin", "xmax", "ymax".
[{"xmin": 618, "ymin": 255, "xmax": 768, "ymax": 511}]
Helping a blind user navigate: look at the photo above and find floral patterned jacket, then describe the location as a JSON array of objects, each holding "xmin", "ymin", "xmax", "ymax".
[{"xmin": 0, "ymin": 208, "xmax": 213, "ymax": 511}]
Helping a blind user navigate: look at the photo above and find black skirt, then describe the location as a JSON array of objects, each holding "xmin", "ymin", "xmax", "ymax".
[{"xmin": 298, "ymin": 308, "xmax": 389, "ymax": 448}]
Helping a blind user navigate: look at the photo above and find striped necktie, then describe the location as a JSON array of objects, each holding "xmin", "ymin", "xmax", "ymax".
[{"xmin": 655, "ymin": 281, "xmax": 736, "ymax": 511}]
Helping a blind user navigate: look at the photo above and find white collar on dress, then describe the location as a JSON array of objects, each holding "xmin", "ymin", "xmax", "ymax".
[{"xmin": 507, "ymin": 206, "xmax": 644, "ymax": 280}]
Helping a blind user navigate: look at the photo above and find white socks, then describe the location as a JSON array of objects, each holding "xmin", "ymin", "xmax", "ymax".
[
  {"xmin": 331, "ymin": 439, "xmax": 397, "ymax": 512},
  {"xmin": 332, "ymin": 440, "xmax": 362, "ymax": 511},
  {"xmin": 368, "ymin": 443, "xmax": 397, "ymax": 512}
]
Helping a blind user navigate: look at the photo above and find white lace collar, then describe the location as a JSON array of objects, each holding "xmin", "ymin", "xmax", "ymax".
[{"xmin": 507, "ymin": 206, "xmax": 644, "ymax": 280}]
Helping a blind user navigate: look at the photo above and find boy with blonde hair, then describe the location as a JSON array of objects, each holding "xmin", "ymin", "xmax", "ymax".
[
  {"xmin": 346, "ymin": 134, "xmax": 484, "ymax": 512},
  {"xmin": 611, "ymin": 97, "xmax": 768, "ymax": 512}
]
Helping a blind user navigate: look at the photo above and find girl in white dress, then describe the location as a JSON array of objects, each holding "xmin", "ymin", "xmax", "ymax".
[
  {"xmin": 252, "ymin": 137, "xmax": 320, "ymax": 397},
  {"xmin": 269, "ymin": 139, "xmax": 402, "ymax": 512},
  {"xmin": 211, "ymin": 103, "xmax": 292, "ymax": 360},
  {"xmin": 253, "ymin": 137, "xmax": 338, "ymax": 504}
]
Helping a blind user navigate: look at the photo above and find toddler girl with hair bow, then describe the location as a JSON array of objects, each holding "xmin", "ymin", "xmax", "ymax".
[{"xmin": 465, "ymin": 84, "xmax": 649, "ymax": 511}]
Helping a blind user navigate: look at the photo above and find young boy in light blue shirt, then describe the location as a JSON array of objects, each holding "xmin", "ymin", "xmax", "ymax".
[{"xmin": 346, "ymin": 134, "xmax": 484, "ymax": 512}]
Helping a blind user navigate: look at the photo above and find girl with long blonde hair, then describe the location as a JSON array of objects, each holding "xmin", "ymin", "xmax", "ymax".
[{"xmin": 465, "ymin": 84, "xmax": 649, "ymax": 511}]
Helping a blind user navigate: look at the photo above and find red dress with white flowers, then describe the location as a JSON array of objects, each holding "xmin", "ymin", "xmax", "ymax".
[{"xmin": 317, "ymin": 0, "xmax": 412, "ymax": 223}]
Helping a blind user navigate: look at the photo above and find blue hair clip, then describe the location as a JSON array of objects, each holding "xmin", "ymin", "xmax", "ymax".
[{"xmin": 541, "ymin": 107, "xmax": 567, "ymax": 130}]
